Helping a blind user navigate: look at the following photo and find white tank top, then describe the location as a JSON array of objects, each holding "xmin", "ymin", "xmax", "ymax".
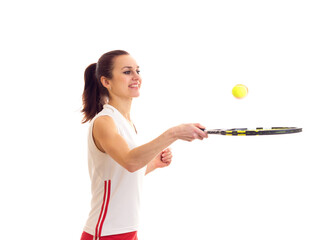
[{"xmin": 83, "ymin": 104, "xmax": 146, "ymax": 238}]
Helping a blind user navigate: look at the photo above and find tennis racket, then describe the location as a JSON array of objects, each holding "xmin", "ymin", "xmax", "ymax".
[{"xmin": 201, "ymin": 127, "xmax": 302, "ymax": 136}]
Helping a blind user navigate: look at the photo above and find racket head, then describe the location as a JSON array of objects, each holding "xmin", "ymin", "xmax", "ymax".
[{"xmin": 204, "ymin": 127, "xmax": 302, "ymax": 136}]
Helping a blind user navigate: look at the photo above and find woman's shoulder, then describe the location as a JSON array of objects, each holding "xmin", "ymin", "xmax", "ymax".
[
  {"xmin": 93, "ymin": 114, "xmax": 117, "ymax": 134},
  {"xmin": 90, "ymin": 105, "xmax": 116, "ymax": 123}
]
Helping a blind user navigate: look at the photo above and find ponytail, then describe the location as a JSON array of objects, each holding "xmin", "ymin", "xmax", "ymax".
[
  {"xmin": 81, "ymin": 50, "xmax": 129, "ymax": 123},
  {"xmin": 82, "ymin": 63, "xmax": 100, "ymax": 123}
]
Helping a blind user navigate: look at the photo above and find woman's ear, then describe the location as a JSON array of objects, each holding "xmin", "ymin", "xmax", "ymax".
[{"xmin": 100, "ymin": 76, "xmax": 111, "ymax": 89}]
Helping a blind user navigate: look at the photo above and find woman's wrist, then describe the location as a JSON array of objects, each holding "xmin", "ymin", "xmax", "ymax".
[{"xmin": 167, "ymin": 126, "xmax": 178, "ymax": 141}]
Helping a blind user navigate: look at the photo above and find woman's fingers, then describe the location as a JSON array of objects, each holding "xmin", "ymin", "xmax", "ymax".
[
  {"xmin": 194, "ymin": 124, "xmax": 208, "ymax": 139},
  {"xmin": 194, "ymin": 123, "xmax": 206, "ymax": 130},
  {"xmin": 174, "ymin": 123, "xmax": 208, "ymax": 142},
  {"xmin": 161, "ymin": 148, "xmax": 172, "ymax": 163}
]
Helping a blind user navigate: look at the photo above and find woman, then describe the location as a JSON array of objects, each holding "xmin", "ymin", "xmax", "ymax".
[{"xmin": 80, "ymin": 50, "xmax": 208, "ymax": 240}]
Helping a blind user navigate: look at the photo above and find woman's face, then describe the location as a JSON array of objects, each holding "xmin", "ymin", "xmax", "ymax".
[{"xmin": 109, "ymin": 55, "xmax": 141, "ymax": 99}]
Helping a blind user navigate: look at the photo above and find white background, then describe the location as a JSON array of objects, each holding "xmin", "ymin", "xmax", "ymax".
[{"xmin": 0, "ymin": 1, "xmax": 330, "ymax": 239}]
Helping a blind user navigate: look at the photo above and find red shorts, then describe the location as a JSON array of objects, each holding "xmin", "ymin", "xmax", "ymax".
[{"xmin": 81, "ymin": 231, "xmax": 138, "ymax": 240}]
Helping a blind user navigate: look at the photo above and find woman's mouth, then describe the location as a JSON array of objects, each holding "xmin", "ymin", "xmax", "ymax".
[{"xmin": 129, "ymin": 83, "xmax": 140, "ymax": 88}]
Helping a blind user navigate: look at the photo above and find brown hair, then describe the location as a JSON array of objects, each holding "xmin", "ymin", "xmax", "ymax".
[{"xmin": 81, "ymin": 50, "xmax": 129, "ymax": 123}]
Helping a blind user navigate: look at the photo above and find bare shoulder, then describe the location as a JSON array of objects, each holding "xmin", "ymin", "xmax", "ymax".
[
  {"xmin": 93, "ymin": 115, "xmax": 118, "ymax": 137},
  {"xmin": 92, "ymin": 116, "xmax": 118, "ymax": 153},
  {"xmin": 92, "ymin": 115, "xmax": 131, "ymax": 163},
  {"xmin": 94, "ymin": 115, "xmax": 115, "ymax": 127}
]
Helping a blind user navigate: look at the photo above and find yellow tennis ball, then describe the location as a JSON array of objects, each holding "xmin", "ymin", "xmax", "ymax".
[{"xmin": 232, "ymin": 84, "xmax": 248, "ymax": 99}]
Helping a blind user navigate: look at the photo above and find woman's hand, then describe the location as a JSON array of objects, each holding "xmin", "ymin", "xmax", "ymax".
[
  {"xmin": 145, "ymin": 148, "xmax": 173, "ymax": 175},
  {"xmin": 172, "ymin": 123, "xmax": 208, "ymax": 141},
  {"xmin": 157, "ymin": 148, "xmax": 173, "ymax": 168}
]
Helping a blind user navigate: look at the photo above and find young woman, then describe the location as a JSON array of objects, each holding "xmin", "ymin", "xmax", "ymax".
[{"xmin": 80, "ymin": 50, "xmax": 208, "ymax": 240}]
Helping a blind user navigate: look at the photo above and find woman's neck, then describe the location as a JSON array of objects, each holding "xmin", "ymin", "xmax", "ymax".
[{"xmin": 108, "ymin": 97, "xmax": 133, "ymax": 122}]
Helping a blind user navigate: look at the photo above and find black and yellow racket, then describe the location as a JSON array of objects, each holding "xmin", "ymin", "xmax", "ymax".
[{"xmin": 201, "ymin": 127, "xmax": 302, "ymax": 136}]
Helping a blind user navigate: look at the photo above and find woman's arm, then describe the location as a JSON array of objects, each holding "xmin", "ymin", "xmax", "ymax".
[{"xmin": 93, "ymin": 115, "xmax": 207, "ymax": 173}]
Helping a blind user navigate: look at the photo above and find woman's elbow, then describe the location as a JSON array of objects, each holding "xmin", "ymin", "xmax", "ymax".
[
  {"xmin": 123, "ymin": 161, "xmax": 141, "ymax": 173},
  {"xmin": 126, "ymin": 165, "xmax": 140, "ymax": 173}
]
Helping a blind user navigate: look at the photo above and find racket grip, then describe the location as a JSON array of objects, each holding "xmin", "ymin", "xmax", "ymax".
[{"xmin": 199, "ymin": 128, "xmax": 206, "ymax": 132}]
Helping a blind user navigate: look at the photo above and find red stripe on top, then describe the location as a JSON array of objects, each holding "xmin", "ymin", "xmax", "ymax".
[
  {"xmin": 95, "ymin": 180, "xmax": 111, "ymax": 240},
  {"xmin": 98, "ymin": 180, "xmax": 111, "ymax": 238}
]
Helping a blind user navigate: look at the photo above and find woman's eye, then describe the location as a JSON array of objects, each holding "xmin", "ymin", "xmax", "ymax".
[{"xmin": 123, "ymin": 69, "xmax": 140, "ymax": 75}]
